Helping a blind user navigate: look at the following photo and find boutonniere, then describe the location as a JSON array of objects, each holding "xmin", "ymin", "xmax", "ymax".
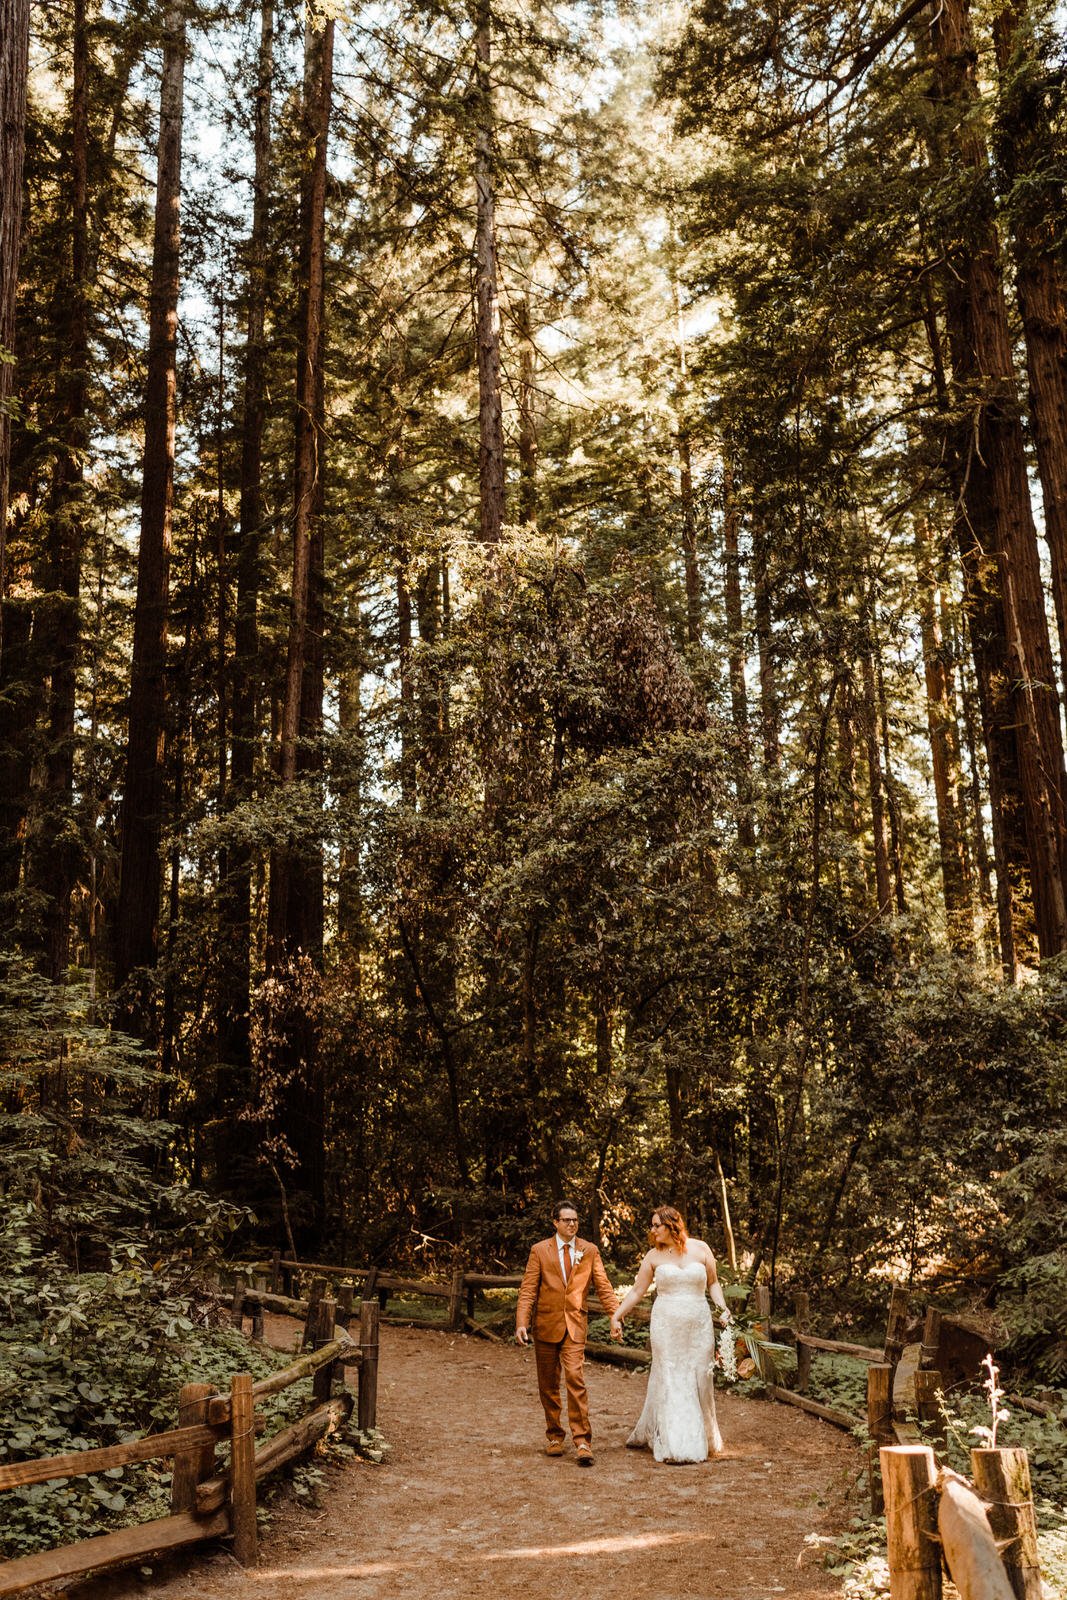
[{"xmin": 574, "ymin": 1249, "xmax": 584, "ymax": 1265}]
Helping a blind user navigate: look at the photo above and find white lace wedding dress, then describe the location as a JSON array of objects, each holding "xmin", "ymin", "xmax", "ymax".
[{"xmin": 627, "ymin": 1258, "xmax": 723, "ymax": 1463}]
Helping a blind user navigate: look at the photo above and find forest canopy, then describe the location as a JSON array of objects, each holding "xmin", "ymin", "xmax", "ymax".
[{"xmin": 1, "ymin": 0, "xmax": 1066, "ymax": 1373}]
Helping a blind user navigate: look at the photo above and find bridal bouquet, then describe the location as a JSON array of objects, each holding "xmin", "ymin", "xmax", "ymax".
[{"xmin": 718, "ymin": 1328, "xmax": 738, "ymax": 1383}]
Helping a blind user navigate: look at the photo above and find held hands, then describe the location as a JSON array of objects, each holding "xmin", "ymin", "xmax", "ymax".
[{"xmin": 610, "ymin": 1315, "xmax": 624, "ymax": 1342}]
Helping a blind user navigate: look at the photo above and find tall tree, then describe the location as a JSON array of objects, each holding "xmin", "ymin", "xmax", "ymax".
[
  {"xmin": 0, "ymin": 0, "xmax": 31, "ymax": 654},
  {"xmin": 472, "ymin": 0, "xmax": 505, "ymax": 543},
  {"xmin": 115, "ymin": 1, "xmax": 187, "ymax": 1012},
  {"xmin": 221, "ymin": 0, "xmax": 275, "ymax": 1072},
  {"xmin": 930, "ymin": 0, "xmax": 1067, "ymax": 960},
  {"xmin": 22, "ymin": 0, "xmax": 91, "ymax": 979}
]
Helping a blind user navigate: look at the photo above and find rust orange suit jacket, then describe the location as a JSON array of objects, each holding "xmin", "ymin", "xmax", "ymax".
[{"xmin": 516, "ymin": 1237, "xmax": 619, "ymax": 1344}]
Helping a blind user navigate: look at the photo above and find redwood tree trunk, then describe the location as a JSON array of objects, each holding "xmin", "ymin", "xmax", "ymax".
[
  {"xmin": 0, "ymin": 0, "xmax": 31, "ymax": 659},
  {"xmin": 27, "ymin": 0, "xmax": 90, "ymax": 979},
  {"xmin": 516, "ymin": 296, "xmax": 538, "ymax": 527},
  {"xmin": 915, "ymin": 521, "xmax": 973, "ymax": 950},
  {"xmin": 993, "ymin": 3, "xmax": 1067, "ymax": 706},
  {"xmin": 722, "ymin": 458, "xmax": 754, "ymax": 847},
  {"xmin": 473, "ymin": 0, "xmax": 504, "ymax": 543},
  {"xmin": 750, "ymin": 512, "xmax": 780, "ymax": 769},
  {"xmin": 223, "ymin": 0, "xmax": 274, "ymax": 1070},
  {"xmin": 931, "ymin": 0, "xmax": 1067, "ymax": 961},
  {"xmin": 263, "ymin": 13, "xmax": 333, "ymax": 1246},
  {"xmin": 115, "ymin": 2, "xmax": 186, "ymax": 1014},
  {"xmin": 267, "ymin": 12, "xmax": 333, "ymax": 970}
]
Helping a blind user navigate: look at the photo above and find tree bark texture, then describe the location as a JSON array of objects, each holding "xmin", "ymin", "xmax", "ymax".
[
  {"xmin": 0, "ymin": 0, "xmax": 30, "ymax": 657},
  {"xmin": 722, "ymin": 458, "xmax": 754, "ymax": 847},
  {"xmin": 931, "ymin": 0, "xmax": 1067, "ymax": 961},
  {"xmin": 115, "ymin": 2, "xmax": 185, "ymax": 1007},
  {"xmin": 473, "ymin": 0, "xmax": 504, "ymax": 543},
  {"xmin": 919, "ymin": 233, "xmax": 1028, "ymax": 974},
  {"xmin": 223, "ymin": 0, "xmax": 274, "ymax": 1065},
  {"xmin": 750, "ymin": 512, "xmax": 780, "ymax": 768},
  {"xmin": 23, "ymin": 0, "xmax": 90, "ymax": 979},
  {"xmin": 994, "ymin": 2, "xmax": 1067, "ymax": 709},
  {"xmin": 267, "ymin": 12, "xmax": 332, "ymax": 971},
  {"xmin": 516, "ymin": 295, "xmax": 538, "ymax": 526},
  {"xmin": 915, "ymin": 523, "xmax": 973, "ymax": 949}
]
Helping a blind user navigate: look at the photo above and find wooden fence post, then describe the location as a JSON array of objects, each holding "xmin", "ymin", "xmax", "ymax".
[
  {"xmin": 269, "ymin": 1249, "xmax": 282, "ymax": 1293},
  {"xmin": 171, "ymin": 1383, "xmax": 216, "ymax": 1514},
  {"xmin": 971, "ymin": 1448, "xmax": 1043, "ymax": 1600},
  {"xmin": 466, "ymin": 1276, "xmax": 476, "ymax": 1322},
  {"xmin": 250, "ymin": 1293, "xmax": 264, "ymax": 1342},
  {"xmin": 310, "ymin": 1300, "xmax": 338, "ymax": 1406},
  {"xmin": 794, "ymin": 1291, "xmax": 811, "ymax": 1393},
  {"xmin": 447, "ymin": 1265, "xmax": 465, "ymax": 1332},
  {"xmin": 881, "ymin": 1444, "xmax": 941, "ymax": 1599},
  {"xmin": 337, "ymin": 1283, "xmax": 354, "ymax": 1330},
  {"xmin": 301, "ymin": 1277, "xmax": 327, "ymax": 1349},
  {"xmin": 358, "ymin": 1299, "xmax": 380, "ymax": 1432},
  {"xmin": 919, "ymin": 1307, "xmax": 941, "ymax": 1370},
  {"xmin": 914, "ymin": 1369, "xmax": 945, "ymax": 1453},
  {"xmin": 884, "ymin": 1283, "xmax": 910, "ymax": 1367},
  {"xmin": 229, "ymin": 1373, "xmax": 257, "ymax": 1567},
  {"xmin": 230, "ymin": 1272, "xmax": 249, "ymax": 1330},
  {"xmin": 867, "ymin": 1364, "xmax": 894, "ymax": 1514}
]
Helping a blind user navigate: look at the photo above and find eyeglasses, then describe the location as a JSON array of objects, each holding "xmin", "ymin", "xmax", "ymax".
[{"xmin": 557, "ymin": 1217, "xmax": 579, "ymax": 1226}]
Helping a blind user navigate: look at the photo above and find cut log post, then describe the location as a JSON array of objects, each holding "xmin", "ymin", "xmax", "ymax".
[
  {"xmin": 358, "ymin": 1299, "xmax": 379, "ymax": 1432},
  {"xmin": 938, "ymin": 1467, "xmax": 1015, "ymax": 1600},
  {"xmin": 229, "ymin": 1373, "xmax": 257, "ymax": 1567},
  {"xmin": 250, "ymin": 1294, "xmax": 264, "ymax": 1341},
  {"xmin": 337, "ymin": 1282, "xmax": 354, "ymax": 1330},
  {"xmin": 884, "ymin": 1283, "xmax": 910, "ymax": 1367},
  {"xmin": 920, "ymin": 1306, "xmax": 942, "ymax": 1370},
  {"xmin": 881, "ymin": 1444, "xmax": 942, "ymax": 1599},
  {"xmin": 447, "ymin": 1264, "xmax": 465, "ymax": 1331},
  {"xmin": 301, "ymin": 1277, "xmax": 327, "ymax": 1349},
  {"xmin": 230, "ymin": 1272, "xmax": 248, "ymax": 1329},
  {"xmin": 868, "ymin": 1363, "xmax": 894, "ymax": 1514},
  {"xmin": 970, "ymin": 1448, "xmax": 1043, "ymax": 1600},
  {"xmin": 466, "ymin": 1280, "xmax": 477, "ymax": 1320},
  {"xmin": 170, "ymin": 1383, "xmax": 216, "ymax": 1514},
  {"xmin": 794, "ymin": 1291, "xmax": 812, "ymax": 1393},
  {"xmin": 310, "ymin": 1300, "xmax": 338, "ymax": 1406},
  {"xmin": 269, "ymin": 1249, "xmax": 282, "ymax": 1293},
  {"xmin": 915, "ymin": 1369, "xmax": 946, "ymax": 1454}
]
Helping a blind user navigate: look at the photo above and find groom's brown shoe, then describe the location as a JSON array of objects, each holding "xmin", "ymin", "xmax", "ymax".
[
  {"xmin": 576, "ymin": 1443, "xmax": 594, "ymax": 1467},
  {"xmin": 545, "ymin": 1440, "xmax": 565, "ymax": 1456}
]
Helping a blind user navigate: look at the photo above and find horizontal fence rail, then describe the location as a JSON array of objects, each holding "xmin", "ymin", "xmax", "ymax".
[{"xmin": 0, "ymin": 1292, "xmax": 380, "ymax": 1598}]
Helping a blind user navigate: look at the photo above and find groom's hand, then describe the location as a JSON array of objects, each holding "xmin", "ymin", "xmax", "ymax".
[
  {"xmin": 515, "ymin": 1325, "xmax": 530, "ymax": 1345},
  {"xmin": 609, "ymin": 1317, "xmax": 623, "ymax": 1342}
]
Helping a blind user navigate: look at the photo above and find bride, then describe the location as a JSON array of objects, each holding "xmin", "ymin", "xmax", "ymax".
[{"xmin": 610, "ymin": 1205, "xmax": 731, "ymax": 1463}]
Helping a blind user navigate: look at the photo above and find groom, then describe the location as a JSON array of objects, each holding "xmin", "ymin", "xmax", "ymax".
[{"xmin": 515, "ymin": 1199, "xmax": 620, "ymax": 1466}]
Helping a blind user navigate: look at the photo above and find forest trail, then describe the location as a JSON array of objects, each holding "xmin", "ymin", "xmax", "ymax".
[{"xmin": 69, "ymin": 1316, "xmax": 858, "ymax": 1600}]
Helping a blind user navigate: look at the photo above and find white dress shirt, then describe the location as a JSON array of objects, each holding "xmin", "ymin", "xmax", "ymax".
[{"xmin": 555, "ymin": 1234, "xmax": 575, "ymax": 1281}]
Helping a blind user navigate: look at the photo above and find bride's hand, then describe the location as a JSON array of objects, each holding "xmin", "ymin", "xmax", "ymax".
[{"xmin": 609, "ymin": 1316, "xmax": 624, "ymax": 1341}]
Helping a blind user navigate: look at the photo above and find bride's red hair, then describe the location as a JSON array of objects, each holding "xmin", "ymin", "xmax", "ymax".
[{"xmin": 651, "ymin": 1205, "xmax": 687, "ymax": 1253}]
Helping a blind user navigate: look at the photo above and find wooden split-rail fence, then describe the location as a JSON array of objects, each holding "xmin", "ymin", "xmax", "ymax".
[
  {"xmin": 233, "ymin": 1251, "xmax": 654, "ymax": 1365},
  {"xmin": 231, "ymin": 1257, "xmax": 1051, "ymax": 1599},
  {"xmin": 0, "ymin": 1291, "xmax": 380, "ymax": 1598}
]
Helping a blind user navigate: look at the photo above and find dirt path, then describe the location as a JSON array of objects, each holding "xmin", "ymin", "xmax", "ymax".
[{"xmin": 73, "ymin": 1318, "xmax": 859, "ymax": 1600}]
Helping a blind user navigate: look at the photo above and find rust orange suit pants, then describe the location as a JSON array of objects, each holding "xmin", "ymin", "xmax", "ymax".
[{"xmin": 534, "ymin": 1333, "xmax": 590, "ymax": 1446}]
